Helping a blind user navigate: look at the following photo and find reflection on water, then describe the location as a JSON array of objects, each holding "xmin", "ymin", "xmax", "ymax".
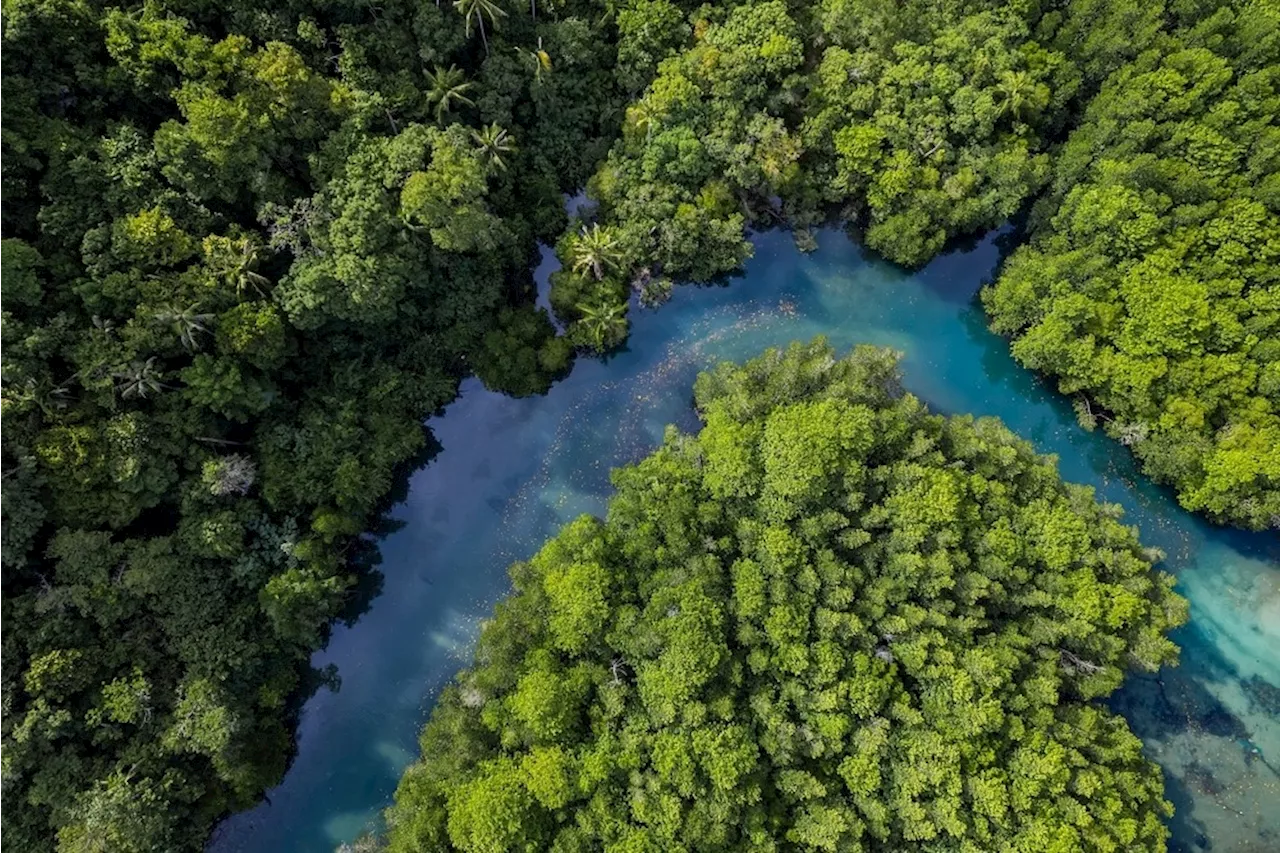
[{"xmin": 211, "ymin": 230, "xmax": 1278, "ymax": 853}]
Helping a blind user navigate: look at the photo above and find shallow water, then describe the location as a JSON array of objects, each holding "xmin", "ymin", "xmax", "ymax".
[{"xmin": 211, "ymin": 230, "xmax": 1278, "ymax": 853}]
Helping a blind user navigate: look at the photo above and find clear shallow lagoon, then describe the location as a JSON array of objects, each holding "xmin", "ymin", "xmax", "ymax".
[{"xmin": 211, "ymin": 230, "xmax": 1278, "ymax": 853}]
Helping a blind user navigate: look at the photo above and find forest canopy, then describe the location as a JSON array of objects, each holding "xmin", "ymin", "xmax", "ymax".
[
  {"xmin": 550, "ymin": 0, "xmax": 1080, "ymax": 320},
  {"xmin": 2, "ymin": 0, "xmax": 1276, "ymax": 849},
  {"xmin": 384, "ymin": 340, "xmax": 1189, "ymax": 853},
  {"xmin": 983, "ymin": 10, "xmax": 1280, "ymax": 530},
  {"xmin": 1, "ymin": 0, "xmax": 611, "ymax": 848}
]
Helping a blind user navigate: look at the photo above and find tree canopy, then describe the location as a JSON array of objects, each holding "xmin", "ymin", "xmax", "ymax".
[
  {"xmin": 384, "ymin": 340, "xmax": 1188, "ymax": 853},
  {"xmin": 3, "ymin": 0, "xmax": 1274, "ymax": 848},
  {"xmin": 549, "ymin": 0, "xmax": 1078, "ymax": 323},
  {"xmin": 983, "ymin": 4, "xmax": 1280, "ymax": 529},
  {"xmin": 1, "ymin": 0, "xmax": 612, "ymax": 847}
]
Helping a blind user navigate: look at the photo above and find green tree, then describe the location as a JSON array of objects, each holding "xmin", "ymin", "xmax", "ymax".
[
  {"xmin": 470, "ymin": 123, "xmax": 516, "ymax": 173},
  {"xmin": 1, "ymin": 1, "xmax": 594, "ymax": 846},
  {"xmin": 572, "ymin": 296, "xmax": 628, "ymax": 352},
  {"xmin": 984, "ymin": 31, "xmax": 1280, "ymax": 530},
  {"xmin": 57, "ymin": 770, "xmax": 178, "ymax": 853},
  {"xmin": 113, "ymin": 358, "xmax": 165, "ymax": 401},
  {"xmin": 385, "ymin": 340, "xmax": 1188, "ymax": 853},
  {"xmin": 152, "ymin": 303, "xmax": 214, "ymax": 352},
  {"xmin": 454, "ymin": 0, "xmax": 507, "ymax": 56},
  {"xmin": 425, "ymin": 65, "xmax": 476, "ymax": 124},
  {"xmin": 568, "ymin": 223, "xmax": 623, "ymax": 281},
  {"xmin": 514, "ymin": 37, "xmax": 553, "ymax": 85},
  {"xmin": 995, "ymin": 69, "xmax": 1039, "ymax": 120},
  {"xmin": 203, "ymin": 235, "xmax": 271, "ymax": 300}
]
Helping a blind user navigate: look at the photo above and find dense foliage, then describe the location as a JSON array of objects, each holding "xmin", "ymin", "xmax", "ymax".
[
  {"xmin": 3, "ymin": 0, "xmax": 1275, "ymax": 848},
  {"xmin": 551, "ymin": 0, "xmax": 1079, "ymax": 320},
  {"xmin": 1, "ymin": 1, "xmax": 618, "ymax": 848},
  {"xmin": 384, "ymin": 340, "xmax": 1188, "ymax": 853},
  {"xmin": 983, "ymin": 2, "xmax": 1280, "ymax": 529}
]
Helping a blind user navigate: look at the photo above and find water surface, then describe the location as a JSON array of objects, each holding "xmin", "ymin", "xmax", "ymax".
[{"xmin": 212, "ymin": 230, "xmax": 1279, "ymax": 853}]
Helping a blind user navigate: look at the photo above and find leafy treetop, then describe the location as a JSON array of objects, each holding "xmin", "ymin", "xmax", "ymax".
[{"xmin": 384, "ymin": 339, "xmax": 1188, "ymax": 853}]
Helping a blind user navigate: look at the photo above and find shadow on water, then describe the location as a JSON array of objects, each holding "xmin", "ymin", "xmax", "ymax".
[
  {"xmin": 1244, "ymin": 676, "xmax": 1280, "ymax": 717},
  {"xmin": 1165, "ymin": 769, "xmax": 1213, "ymax": 853},
  {"xmin": 274, "ymin": 430, "xmax": 450, "ymax": 753},
  {"xmin": 335, "ymin": 432, "xmax": 443, "ymax": 630},
  {"xmin": 1115, "ymin": 641, "xmax": 1280, "ymax": 853},
  {"xmin": 1112, "ymin": 620, "xmax": 1245, "ymax": 743}
]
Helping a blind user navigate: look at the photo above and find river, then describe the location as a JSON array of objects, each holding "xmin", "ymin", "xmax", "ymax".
[{"xmin": 211, "ymin": 229, "xmax": 1279, "ymax": 853}]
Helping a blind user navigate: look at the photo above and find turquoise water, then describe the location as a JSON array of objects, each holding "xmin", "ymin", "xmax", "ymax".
[{"xmin": 211, "ymin": 230, "xmax": 1278, "ymax": 853}]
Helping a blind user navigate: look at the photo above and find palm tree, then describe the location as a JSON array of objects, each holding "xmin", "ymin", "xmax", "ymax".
[
  {"xmin": 575, "ymin": 299, "xmax": 628, "ymax": 352},
  {"xmin": 153, "ymin": 303, "xmax": 214, "ymax": 352},
  {"xmin": 114, "ymin": 357, "xmax": 165, "ymax": 400},
  {"xmin": 471, "ymin": 123, "xmax": 517, "ymax": 172},
  {"xmin": 214, "ymin": 237, "xmax": 271, "ymax": 299},
  {"xmin": 515, "ymin": 37, "xmax": 552, "ymax": 85},
  {"xmin": 454, "ymin": 0, "xmax": 507, "ymax": 56},
  {"xmin": 16, "ymin": 376, "xmax": 75, "ymax": 415},
  {"xmin": 627, "ymin": 100, "xmax": 661, "ymax": 144},
  {"xmin": 425, "ymin": 65, "xmax": 476, "ymax": 124},
  {"xmin": 570, "ymin": 223, "xmax": 624, "ymax": 281},
  {"xmin": 996, "ymin": 70, "xmax": 1035, "ymax": 121}
]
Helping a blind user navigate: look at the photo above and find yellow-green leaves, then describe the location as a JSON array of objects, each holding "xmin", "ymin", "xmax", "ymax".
[
  {"xmin": 760, "ymin": 398, "xmax": 873, "ymax": 520},
  {"xmin": 520, "ymin": 746, "xmax": 575, "ymax": 809},
  {"xmin": 701, "ymin": 409, "xmax": 763, "ymax": 499},
  {"xmin": 112, "ymin": 207, "xmax": 196, "ymax": 268},
  {"xmin": 540, "ymin": 522, "xmax": 613, "ymax": 656},
  {"xmin": 388, "ymin": 341, "xmax": 1186, "ymax": 853},
  {"xmin": 983, "ymin": 38, "xmax": 1280, "ymax": 530},
  {"xmin": 399, "ymin": 128, "xmax": 504, "ymax": 253},
  {"xmin": 506, "ymin": 651, "xmax": 592, "ymax": 743},
  {"xmin": 445, "ymin": 759, "xmax": 537, "ymax": 853}
]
